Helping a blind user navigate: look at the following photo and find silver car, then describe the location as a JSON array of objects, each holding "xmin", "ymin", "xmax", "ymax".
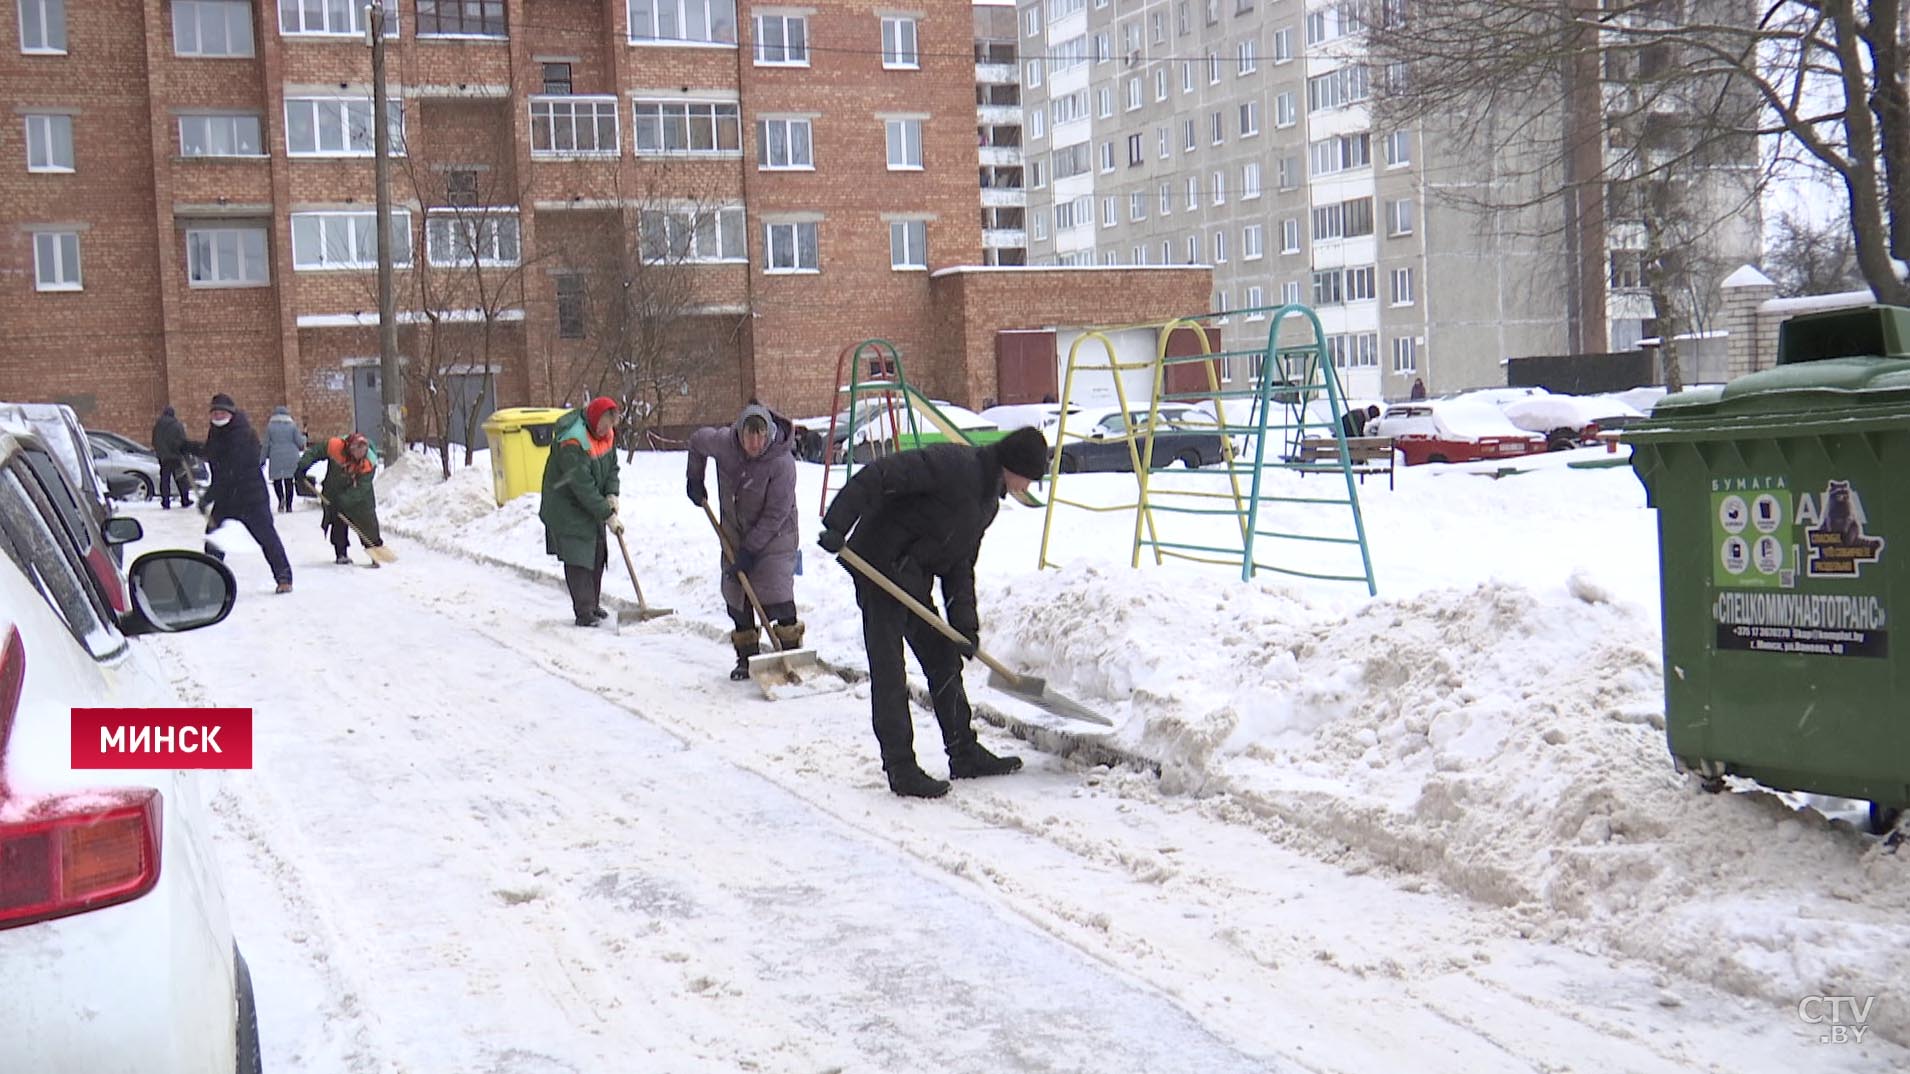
[{"xmin": 86, "ymin": 431, "xmax": 208, "ymax": 502}]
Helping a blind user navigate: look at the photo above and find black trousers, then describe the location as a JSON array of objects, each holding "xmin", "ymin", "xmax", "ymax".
[
  {"xmin": 727, "ymin": 601, "xmax": 797, "ymax": 633},
  {"xmin": 854, "ymin": 565, "xmax": 977, "ymax": 771},
  {"xmin": 205, "ymin": 500, "xmax": 293, "ymax": 586},
  {"xmin": 273, "ymin": 478, "xmax": 296, "ymax": 512},
  {"xmin": 563, "ymin": 530, "xmax": 609, "ymax": 623},
  {"xmin": 158, "ymin": 459, "xmax": 193, "ymax": 507}
]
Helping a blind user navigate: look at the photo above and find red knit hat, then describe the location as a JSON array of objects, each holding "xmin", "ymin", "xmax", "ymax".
[{"xmin": 584, "ymin": 397, "xmax": 619, "ymax": 430}]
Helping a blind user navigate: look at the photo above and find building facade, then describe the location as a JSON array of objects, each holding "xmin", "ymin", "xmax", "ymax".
[
  {"xmin": 3, "ymin": 0, "xmax": 1194, "ymax": 443},
  {"xmin": 1013, "ymin": 0, "xmax": 1760, "ymax": 400}
]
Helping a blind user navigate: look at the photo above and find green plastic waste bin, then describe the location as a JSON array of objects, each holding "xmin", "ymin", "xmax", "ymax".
[
  {"xmin": 480, "ymin": 406, "xmax": 572, "ymax": 507},
  {"xmin": 1628, "ymin": 305, "xmax": 1910, "ymax": 825}
]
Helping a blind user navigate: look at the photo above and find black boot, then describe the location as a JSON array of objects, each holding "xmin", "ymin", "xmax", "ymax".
[
  {"xmin": 729, "ymin": 628, "xmax": 761, "ymax": 682},
  {"xmin": 886, "ymin": 763, "xmax": 950, "ymax": 799},
  {"xmin": 948, "ymin": 742, "xmax": 1023, "ymax": 779},
  {"xmin": 335, "ymin": 552, "xmax": 350, "ymax": 565}
]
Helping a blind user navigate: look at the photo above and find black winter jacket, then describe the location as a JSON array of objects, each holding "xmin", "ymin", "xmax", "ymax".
[
  {"xmin": 152, "ymin": 410, "xmax": 188, "ymax": 461},
  {"xmin": 821, "ymin": 442, "xmax": 1005, "ymax": 636},
  {"xmin": 183, "ymin": 411, "xmax": 269, "ymax": 517}
]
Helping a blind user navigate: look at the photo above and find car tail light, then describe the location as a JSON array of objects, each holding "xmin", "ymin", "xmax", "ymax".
[{"xmin": 0, "ymin": 627, "xmax": 163, "ymax": 930}]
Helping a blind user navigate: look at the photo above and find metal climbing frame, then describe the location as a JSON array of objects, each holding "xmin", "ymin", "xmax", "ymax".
[
  {"xmin": 816, "ymin": 339, "xmax": 920, "ymax": 518},
  {"xmin": 1038, "ymin": 304, "xmax": 1378, "ymax": 594}
]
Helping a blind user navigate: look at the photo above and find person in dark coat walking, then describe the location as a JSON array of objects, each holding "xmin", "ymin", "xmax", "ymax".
[
  {"xmin": 263, "ymin": 405, "xmax": 307, "ymax": 513},
  {"xmin": 295, "ymin": 431, "xmax": 384, "ymax": 566},
  {"xmin": 817, "ymin": 426, "xmax": 1050, "ymax": 798},
  {"xmin": 539, "ymin": 397, "xmax": 622, "ymax": 626},
  {"xmin": 687, "ymin": 402, "xmax": 802, "ymax": 680},
  {"xmin": 150, "ymin": 405, "xmax": 192, "ymax": 509},
  {"xmin": 184, "ymin": 393, "xmax": 293, "ymax": 593},
  {"xmin": 1410, "ymin": 377, "xmax": 1427, "ymax": 401}
]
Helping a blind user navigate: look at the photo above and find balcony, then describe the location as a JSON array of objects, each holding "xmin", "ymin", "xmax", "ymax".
[
  {"xmin": 979, "ymin": 145, "xmax": 1023, "ymax": 167},
  {"xmin": 981, "ymin": 187, "xmax": 1026, "ymax": 208},
  {"xmin": 976, "ymin": 62, "xmax": 1016, "ymax": 84},
  {"xmin": 983, "ymin": 228, "xmax": 1028, "ymax": 249},
  {"xmin": 977, "ymin": 104, "xmax": 1021, "ymax": 126}
]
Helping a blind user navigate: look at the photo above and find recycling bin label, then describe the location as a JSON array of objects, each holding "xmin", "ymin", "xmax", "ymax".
[{"xmin": 1710, "ymin": 475, "xmax": 1889, "ymax": 658}]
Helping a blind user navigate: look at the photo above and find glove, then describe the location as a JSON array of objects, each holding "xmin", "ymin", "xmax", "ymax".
[
  {"xmin": 296, "ymin": 476, "xmax": 319, "ymax": 497},
  {"xmin": 606, "ymin": 495, "xmax": 619, "ymax": 512},
  {"xmin": 607, "ymin": 514, "xmax": 626, "ymax": 536},
  {"xmin": 686, "ymin": 478, "xmax": 707, "ymax": 506},
  {"xmin": 817, "ymin": 529, "xmax": 845, "ymax": 554},
  {"xmin": 953, "ymin": 629, "xmax": 979, "ymax": 661},
  {"xmin": 730, "ymin": 548, "xmax": 758, "ymax": 576}
]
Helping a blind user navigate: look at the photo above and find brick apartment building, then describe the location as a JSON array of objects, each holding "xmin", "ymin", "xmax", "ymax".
[{"xmin": 1, "ymin": 0, "xmax": 1206, "ymax": 445}]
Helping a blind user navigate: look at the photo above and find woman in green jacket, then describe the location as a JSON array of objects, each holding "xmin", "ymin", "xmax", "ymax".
[
  {"xmin": 540, "ymin": 397, "xmax": 623, "ymax": 626},
  {"xmin": 294, "ymin": 431, "xmax": 385, "ymax": 566}
]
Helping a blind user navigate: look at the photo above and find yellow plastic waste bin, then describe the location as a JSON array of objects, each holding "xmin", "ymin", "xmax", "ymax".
[{"xmin": 481, "ymin": 406, "xmax": 573, "ymax": 506}]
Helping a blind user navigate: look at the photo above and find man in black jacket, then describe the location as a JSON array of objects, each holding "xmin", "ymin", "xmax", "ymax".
[
  {"xmin": 818, "ymin": 427, "xmax": 1050, "ymax": 798},
  {"xmin": 150, "ymin": 405, "xmax": 192, "ymax": 509},
  {"xmin": 185, "ymin": 393, "xmax": 294, "ymax": 593}
]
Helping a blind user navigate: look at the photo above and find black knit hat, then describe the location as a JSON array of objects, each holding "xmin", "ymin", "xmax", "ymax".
[
  {"xmin": 994, "ymin": 426, "xmax": 1050, "ymax": 481},
  {"xmin": 209, "ymin": 393, "xmax": 237, "ymax": 413}
]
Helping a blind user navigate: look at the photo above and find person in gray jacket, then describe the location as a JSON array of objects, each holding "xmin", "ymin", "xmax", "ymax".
[
  {"xmin": 686, "ymin": 401, "xmax": 802, "ymax": 680},
  {"xmin": 263, "ymin": 405, "xmax": 307, "ymax": 513}
]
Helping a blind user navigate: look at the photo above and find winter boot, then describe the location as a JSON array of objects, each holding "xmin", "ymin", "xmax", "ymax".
[
  {"xmin": 769, "ymin": 620, "xmax": 806, "ymax": 650},
  {"xmin": 274, "ymin": 582, "xmax": 293, "ymax": 595},
  {"xmin": 886, "ymin": 763, "xmax": 951, "ymax": 799},
  {"xmin": 948, "ymin": 741, "xmax": 1023, "ymax": 779},
  {"xmin": 335, "ymin": 552, "xmax": 351, "ymax": 565},
  {"xmin": 590, "ymin": 607, "xmax": 609, "ymax": 622},
  {"xmin": 729, "ymin": 628, "xmax": 761, "ymax": 681}
]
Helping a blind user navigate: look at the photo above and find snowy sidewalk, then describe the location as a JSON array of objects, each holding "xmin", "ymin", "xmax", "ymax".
[{"xmin": 134, "ymin": 503, "xmax": 1904, "ymax": 1073}]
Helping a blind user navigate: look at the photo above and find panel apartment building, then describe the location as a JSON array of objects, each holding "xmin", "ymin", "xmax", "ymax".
[
  {"xmin": 1014, "ymin": 0, "xmax": 1760, "ymax": 400},
  {"xmin": 1, "ymin": 0, "xmax": 1207, "ymax": 442}
]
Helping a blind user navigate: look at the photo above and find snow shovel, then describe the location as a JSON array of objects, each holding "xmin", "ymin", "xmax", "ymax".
[
  {"xmin": 832, "ymin": 545, "xmax": 1112, "ymax": 727},
  {"xmin": 316, "ymin": 491, "xmax": 397, "ymax": 564},
  {"xmin": 700, "ymin": 501, "xmax": 821, "ymax": 694},
  {"xmin": 612, "ymin": 528, "xmax": 673, "ymax": 624}
]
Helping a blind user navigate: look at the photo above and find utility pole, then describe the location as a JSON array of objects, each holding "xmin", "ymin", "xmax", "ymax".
[{"xmin": 368, "ymin": 1, "xmax": 402, "ymax": 460}]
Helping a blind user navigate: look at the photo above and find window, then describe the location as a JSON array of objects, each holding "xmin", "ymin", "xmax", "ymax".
[
  {"xmin": 1215, "ymin": 291, "xmax": 1229, "ymax": 322},
  {"xmin": 1185, "ymin": 175, "xmax": 1198, "ymax": 209},
  {"xmin": 881, "ymin": 16, "xmax": 918, "ymax": 68},
  {"xmin": 1053, "ymin": 142, "xmax": 1090, "ymax": 179},
  {"xmin": 629, "ymin": 0, "xmax": 738, "ymax": 44},
  {"xmin": 1094, "ymin": 31, "xmax": 1109, "ymax": 63},
  {"xmin": 1242, "ymin": 161, "xmax": 1261, "ymax": 198},
  {"xmin": 419, "ymin": 0, "xmax": 505, "ymax": 36},
  {"xmin": 1158, "ymin": 127, "xmax": 1169, "ymax": 158},
  {"xmin": 1275, "ymin": 91, "xmax": 1295, "ymax": 128},
  {"xmin": 1126, "ymin": 77, "xmax": 1142, "ymax": 111},
  {"xmin": 1184, "ymin": 234, "xmax": 1197, "ymax": 263},
  {"xmin": 1177, "ymin": 0, "xmax": 1189, "ymax": 34},
  {"xmin": 640, "ymin": 207, "xmax": 748, "ymax": 262},
  {"xmin": 173, "ymin": 0, "xmax": 253, "ymax": 56},
  {"xmin": 1281, "ymin": 280, "xmax": 1301, "ymax": 305},
  {"xmin": 23, "ymin": 114, "xmax": 72, "ymax": 172},
  {"xmin": 290, "ymin": 211, "xmax": 412, "ymax": 269},
  {"xmin": 1211, "ymin": 110, "xmax": 1224, "ymax": 145},
  {"xmin": 185, "ymin": 226, "xmax": 269, "ymax": 287},
  {"xmin": 1133, "ymin": 245, "xmax": 1146, "ymax": 264},
  {"xmin": 1281, "ymin": 218, "xmax": 1299, "ymax": 252},
  {"xmin": 1054, "ymin": 91, "xmax": 1090, "ymax": 126},
  {"xmin": 1385, "ymin": 129, "xmax": 1413, "ymax": 166},
  {"xmin": 756, "ymin": 116, "xmax": 813, "ymax": 168},
  {"xmin": 1181, "ymin": 61, "xmax": 1194, "ymax": 93},
  {"xmin": 541, "ymin": 63, "xmax": 572, "ymax": 94},
  {"xmin": 1182, "ymin": 118, "xmax": 1196, "ymax": 152},
  {"xmin": 1313, "ymin": 203, "xmax": 1344, "ymax": 241},
  {"xmin": 1052, "ymin": 33, "xmax": 1087, "ymax": 70},
  {"xmin": 1212, "ymin": 169, "xmax": 1225, "ymax": 204},
  {"xmin": 1391, "ymin": 335, "xmax": 1418, "ymax": 373},
  {"xmin": 885, "ymin": 119, "xmax": 923, "ymax": 169},
  {"xmin": 1310, "ymin": 132, "xmax": 1371, "ymax": 176},
  {"xmin": 1150, "ymin": 11, "xmax": 1164, "ymax": 43},
  {"xmin": 1102, "ymin": 197, "xmax": 1116, "ymax": 227},
  {"xmin": 1312, "ymin": 269, "xmax": 1343, "ymax": 305},
  {"xmin": 1245, "ymin": 285, "xmax": 1265, "ymax": 318},
  {"xmin": 0, "ymin": 462, "xmax": 118, "ymax": 658},
  {"xmin": 753, "ymin": 13, "xmax": 808, "ymax": 64},
  {"xmin": 426, "ymin": 211, "xmax": 520, "ymax": 267},
  {"xmin": 1099, "ymin": 140, "xmax": 1114, "ymax": 172},
  {"xmin": 1307, "ymin": 65, "xmax": 1370, "ymax": 113},
  {"xmin": 285, "ymin": 98, "xmax": 403, "ymax": 157},
  {"xmin": 1127, "ymin": 133, "xmax": 1143, "ymax": 166},
  {"xmin": 1025, "ymin": 59, "xmax": 1044, "ymax": 88},
  {"xmin": 1158, "ymin": 182, "xmax": 1170, "ymax": 214},
  {"xmin": 1328, "ymin": 332, "xmax": 1379, "ymax": 368},
  {"xmin": 1272, "ymin": 26, "xmax": 1291, "ymax": 62},
  {"xmin": 278, "ymin": 0, "xmax": 379, "ymax": 35},
  {"xmin": 1054, "ymin": 196, "xmax": 1091, "ymax": 230},
  {"xmin": 1237, "ymin": 39, "xmax": 1256, "ymax": 74},
  {"xmin": 1239, "ymin": 100, "xmax": 1259, "ymax": 136},
  {"xmin": 530, "ymin": 97, "xmax": 619, "ymax": 156},
  {"xmin": 18, "ymin": 0, "xmax": 65, "ymax": 52},
  {"xmin": 1048, "ymin": 0, "xmax": 1084, "ymax": 19},
  {"xmin": 1097, "ymin": 86, "xmax": 1113, "ymax": 118},
  {"xmin": 444, "ymin": 169, "xmax": 478, "ymax": 206},
  {"xmin": 1032, "ymin": 213, "xmax": 1047, "ymax": 241},
  {"xmin": 179, "ymin": 113, "xmax": 263, "ymax": 156},
  {"xmin": 1023, "ymin": 5, "xmax": 1040, "ymax": 36},
  {"xmin": 1030, "ymin": 109, "xmax": 1046, "ymax": 139},
  {"xmin": 1212, "ymin": 229, "xmax": 1227, "ymax": 262},
  {"xmin": 1030, "ymin": 159, "xmax": 1046, "ymax": 188},
  {"xmin": 1243, "ymin": 223, "xmax": 1263, "ymax": 259},
  {"xmin": 1129, "ymin": 191, "xmax": 1146, "ymax": 220},
  {"xmin": 634, "ymin": 101, "xmax": 740, "ymax": 154},
  {"xmin": 555, "ymin": 274, "xmax": 586, "ymax": 339},
  {"xmin": 1207, "ymin": 49, "xmax": 1221, "ymax": 83},
  {"xmin": 1160, "ymin": 238, "xmax": 1171, "ymax": 263},
  {"xmin": 1345, "ymin": 265, "xmax": 1376, "ymax": 301},
  {"xmin": 1155, "ymin": 69, "xmax": 1168, "ymax": 101},
  {"xmin": 1391, "ymin": 266, "xmax": 1416, "ymax": 305},
  {"xmin": 31, "ymin": 231, "xmax": 79, "ymax": 290},
  {"xmin": 764, "ymin": 220, "xmax": 819, "ymax": 272},
  {"xmin": 1388, "ymin": 198, "xmax": 1415, "ymax": 236}
]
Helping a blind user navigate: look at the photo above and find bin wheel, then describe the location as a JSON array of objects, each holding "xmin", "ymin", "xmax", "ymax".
[{"xmin": 1868, "ymin": 802, "xmax": 1902, "ymax": 836}]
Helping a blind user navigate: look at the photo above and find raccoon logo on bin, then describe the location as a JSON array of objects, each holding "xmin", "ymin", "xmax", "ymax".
[{"xmin": 1797, "ymin": 480, "xmax": 1886, "ymax": 578}]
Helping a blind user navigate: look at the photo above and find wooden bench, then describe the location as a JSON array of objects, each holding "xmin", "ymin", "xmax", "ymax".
[{"xmin": 1291, "ymin": 436, "xmax": 1396, "ymax": 489}]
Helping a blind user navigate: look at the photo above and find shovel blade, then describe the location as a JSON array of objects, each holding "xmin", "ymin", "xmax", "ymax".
[
  {"xmin": 747, "ymin": 647, "xmax": 822, "ymax": 697},
  {"xmin": 985, "ymin": 669, "xmax": 1113, "ymax": 727},
  {"xmin": 616, "ymin": 605, "xmax": 674, "ymax": 626},
  {"xmin": 366, "ymin": 544, "xmax": 398, "ymax": 564}
]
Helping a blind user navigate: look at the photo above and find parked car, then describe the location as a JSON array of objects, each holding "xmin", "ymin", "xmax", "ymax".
[
  {"xmin": 978, "ymin": 402, "xmax": 1081, "ymax": 435},
  {"xmin": 0, "ymin": 429, "xmax": 257, "ymax": 1074},
  {"xmin": 0, "ymin": 403, "xmax": 108, "ymax": 526},
  {"xmin": 1501, "ymin": 394, "xmax": 1648, "ymax": 450},
  {"xmin": 1366, "ymin": 399, "xmax": 1547, "ymax": 466},
  {"xmin": 1056, "ymin": 405, "xmax": 1230, "ymax": 473},
  {"xmin": 86, "ymin": 432, "xmax": 209, "ymax": 502}
]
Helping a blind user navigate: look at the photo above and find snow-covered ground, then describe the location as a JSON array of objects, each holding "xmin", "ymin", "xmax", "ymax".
[{"xmin": 126, "ymin": 443, "xmax": 1910, "ymax": 1072}]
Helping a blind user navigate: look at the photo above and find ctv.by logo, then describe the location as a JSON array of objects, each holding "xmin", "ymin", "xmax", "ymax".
[{"xmin": 1798, "ymin": 996, "xmax": 1876, "ymax": 1044}]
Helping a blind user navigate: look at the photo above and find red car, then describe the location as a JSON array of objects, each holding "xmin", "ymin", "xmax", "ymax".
[{"xmin": 1365, "ymin": 400, "xmax": 1547, "ymax": 466}]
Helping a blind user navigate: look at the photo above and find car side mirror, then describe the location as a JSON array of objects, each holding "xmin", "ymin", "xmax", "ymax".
[
  {"xmin": 102, "ymin": 516, "xmax": 144, "ymax": 546},
  {"xmin": 118, "ymin": 551, "xmax": 237, "ymax": 636}
]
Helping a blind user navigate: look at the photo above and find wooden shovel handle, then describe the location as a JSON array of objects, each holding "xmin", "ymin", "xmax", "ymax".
[
  {"xmin": 832, "ymin": 544, "xmax": 1022, "ymax": 685},
  {"xmin": 701, "ymin": 500, "xmax": 790, "ymax": 653},
  {"xmin": 613, "ymin": 528, "xmax": 650, "ymax": 609}
]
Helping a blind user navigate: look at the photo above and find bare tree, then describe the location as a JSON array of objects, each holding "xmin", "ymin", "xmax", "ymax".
[{"xmin": 1765, "ymin": 208, "xmax": 1867, "ymax": 295}]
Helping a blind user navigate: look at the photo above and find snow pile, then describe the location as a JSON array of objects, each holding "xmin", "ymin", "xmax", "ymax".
[{"xmin": 1503, "ymin": 395, "xmax": 1644, "ymax": 434}]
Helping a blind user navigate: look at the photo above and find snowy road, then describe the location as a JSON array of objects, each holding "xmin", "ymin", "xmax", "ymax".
[{"xmin": 134, "ymin": 504, "xmax": 1900, "ymax": 1074}]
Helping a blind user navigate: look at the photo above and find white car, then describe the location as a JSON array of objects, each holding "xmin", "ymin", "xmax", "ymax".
[{"xmin": 0, "ymin": 430, "xmax": 258, "ymax": 1073}]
